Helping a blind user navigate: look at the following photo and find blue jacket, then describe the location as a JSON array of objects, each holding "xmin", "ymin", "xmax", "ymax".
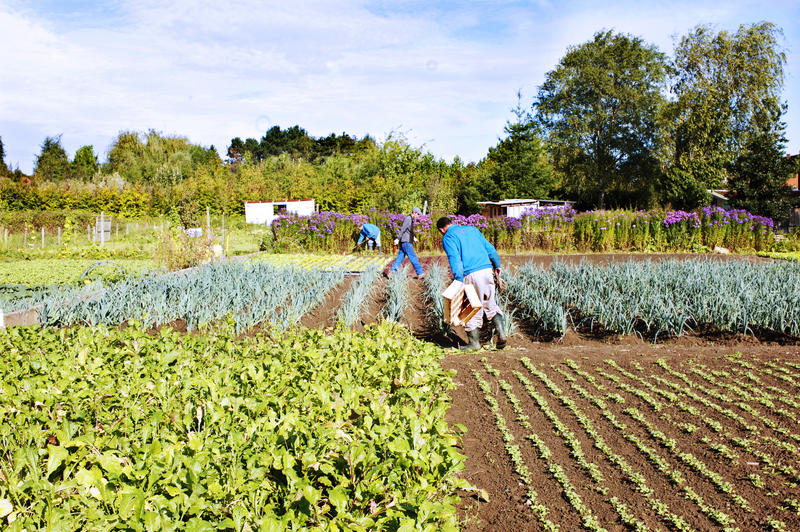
[
  {"xmin": 357, "ymin": 223, "xmax": 380, "ymax": 244},
  {"xmin": 442, "ymin": 225, "xmax": 500, "ymax": 281}
]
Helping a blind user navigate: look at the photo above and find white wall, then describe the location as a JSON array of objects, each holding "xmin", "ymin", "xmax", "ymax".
[
  {"xmin": 244, "ymin": 202, "xmax": 276, "ymax": 225},
  {"xmin": 244, "ymin": 200, "xmax": 316, "ymax": 225},
  {"xmin": 287, "ymin": 199, "xmax": 315, "ymax": 217},
  {"xmin": 507, "ymin": 202, "xmax": 538, "ymax": 218}
]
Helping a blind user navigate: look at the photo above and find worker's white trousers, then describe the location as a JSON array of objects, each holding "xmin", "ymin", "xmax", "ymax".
[{"xmin": 463, "ymin": 267, "xmax": 501, "ymax": 332}]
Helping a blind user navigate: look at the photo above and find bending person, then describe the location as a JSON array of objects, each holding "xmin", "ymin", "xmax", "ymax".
[
  {"xmin": 437, "ymin": 216, "xmax": 506, "ymax": 350},
  {"xmin": 356, "ymin": 221, "xmax": 382, "ymax": 252}
]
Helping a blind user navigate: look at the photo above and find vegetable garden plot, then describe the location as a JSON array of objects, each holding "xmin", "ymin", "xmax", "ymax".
[
  {"xmin": 0, "ymin": 323, "xmax": 467, "ymax": 531},
  {"xmin": 453, "ymin": 350, "xmax": 800, "ymax": 531},
  {"xmin": 31, "ymin": 261, "xmax": 345, "ymax": 333},
  {"xmin": 337, "ymin": 265, "xmax": 382, "ymax": 327},
  {"xmin": 506, "ymin": 258, "xmax": 800, "ymax": 340},
  {"xmin": 255, "ymin": 254, "xmax": 387, "ymax": 273}
]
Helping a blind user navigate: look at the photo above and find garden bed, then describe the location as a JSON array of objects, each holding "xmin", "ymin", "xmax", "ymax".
[{"xmin": 443, "ymin": 343, "xmax": 800, "ymax": 530}]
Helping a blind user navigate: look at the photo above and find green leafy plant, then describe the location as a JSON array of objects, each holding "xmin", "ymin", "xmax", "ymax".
[{"xmin": 0, "ymin": 322, "xmax": 466, "ymax": 530}]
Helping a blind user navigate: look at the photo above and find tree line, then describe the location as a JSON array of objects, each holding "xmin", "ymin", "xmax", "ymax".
[{"xmin": 1, "ymin": 22, "xmax": 797, "ymax": 223}]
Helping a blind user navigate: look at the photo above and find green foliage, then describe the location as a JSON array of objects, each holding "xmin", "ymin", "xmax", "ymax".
[
  {"xmin": 153, "ymin": 226, "xmax": 212, "ymax": 270},
  {"xmin": 384, "ymin": 267, "xmax": 411, "ymax": 322},
  {"xmin": 728, "ymin": 124, "xmax": 794, "ymax": 222},
  {"xmin": 508, "ymin": 258, "xmax": 800, "ymax": 339},
  {"xmin": 34, "ymin": 135, "xmax": 70, "ymax": 183},
  {"xmin": 336, "ymin": 265, "xmax": 381, "ymax": 327},
  {"xmin": 0, "ymin": 258, "xmax": 152, "ymax": 287},
  {"xmin": 104, "ymin": 130, "xmax": 218, "ymax": 186},
  {"xmin": 483, "ymin": 97, "xmax": 557, "ymax": 201},
  {"xmin": 759, "ymin": 251, "xmax": 800, "ymax": 261},
  {"xmin": 665, "ymin": 22, "xmax": 787, "ymax": 208},
  {"xmin": 0, "ymin": 136, "xmax": 9, "ymax": 177},
  {"xmin": 33, "ymin": 260, "xmax": 346, "ymax": 333},
  {"xmin": 72, "ymin": 145, "xmax": 99, "ymax": 181},
  {"xmin": 0, "ymin": 323, "xmax": 465, "ymax": 530},
  {"xmin": 535, "ymin": 30, "xmax": 668, "ymax": 209},
  {"xmin": 228, "ymin": 125, "xmax": 374, "ymax": 163},
  {"xmin": 0, "ymin": 209, "xmax": 97, "ymax": 232}
]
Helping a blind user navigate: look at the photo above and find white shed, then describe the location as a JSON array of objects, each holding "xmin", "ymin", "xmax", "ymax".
[
  {"xmin": 244, "ymin": 199, "xmax": 316, "ymax": 225},
  {"xmin": 477, "ymin": 199, "xmax": 573, "ymax": 219}
]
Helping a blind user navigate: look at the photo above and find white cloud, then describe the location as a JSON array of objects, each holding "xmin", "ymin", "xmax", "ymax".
[{"xmin": 1, "ymin": 0, "xmax": 798, "ymax": 173}]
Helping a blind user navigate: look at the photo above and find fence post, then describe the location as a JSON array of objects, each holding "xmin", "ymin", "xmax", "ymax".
[
  {"xmin": 41, "ymin": 226, "xmax": 44, "ymax": 248},
  {"xmin": 58, "ymin": 227, "xmax": 62, "ymax": 246},
  {"xmin": 206, "ymin": 206, "xmax": 211, "ymax": 244},
  {"xmin": 116, "ymin": 222, "xmax": 119, "ymax": 239},
  {"xmin": 24, "ymin": 227, "xmax": 27, "ymax": 248},
  {"xmin": 87, "ymin": 224, "xmax": 90, "ymax": 242},
  {"xmin": 100, "ymin": 212, "xmax": 105, "ymax": 247}
]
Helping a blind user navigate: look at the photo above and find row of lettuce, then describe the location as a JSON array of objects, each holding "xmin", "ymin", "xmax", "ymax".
[
  {"xmin": 272, "ymin": 206, "xmax": 779, "ymax": 253},
  {"xmin": 0, "ymin": 323, "xmax": 466, "ymax": 530}
]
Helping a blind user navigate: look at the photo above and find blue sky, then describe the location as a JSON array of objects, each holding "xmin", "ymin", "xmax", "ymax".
[{"xmin": 1, "ymin": 0, "xmax": 798, "ymax": 174}]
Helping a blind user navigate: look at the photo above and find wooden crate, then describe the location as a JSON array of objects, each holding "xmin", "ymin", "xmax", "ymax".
[{"xmin": 442, "ymin": 280, "xmax": 482, "ymax": 327}]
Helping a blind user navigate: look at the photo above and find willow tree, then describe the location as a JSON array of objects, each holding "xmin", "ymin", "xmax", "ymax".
[
  {"xmin": 535, "ymin": 31, "xmax": 668, "ymax": 209},
  {"xmin": 664, "ymin": 22, "xmax": 787, "ymax": 208}
]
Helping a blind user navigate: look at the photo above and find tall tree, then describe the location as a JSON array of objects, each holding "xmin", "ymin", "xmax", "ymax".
[
  {"xmin": 483, "ymin": 96, "xmax": 556, "ymax": 200},
  {"xmin": 728, "ymin": 112, "xmax": 793, "ymax": 222},
  {"xmin": 535, "ymin": 30, "xmax": 668, "ymax": 209},
  {"xmin": 259, "ymin": 125, "xmax": 314, "ymax": 160},
  {"xmin": 105, "ymin": 131, "xmax": 145, "ymax": 181},
  {"xmin": 72, "ymin": 145, "xmax": 99, "ymax": 181},
  {"xmin": 665, "ymin": 22, "xmax": 787, "ymax": 208},
  {"xmin": 0, "ymin": 136, "xmax": 9, "ymax": 177},
  {"xmin": 34, "ymin": 135, "xmax": 71, "ymax": 182}
]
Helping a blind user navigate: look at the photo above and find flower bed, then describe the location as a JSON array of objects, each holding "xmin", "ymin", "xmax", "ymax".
[{"xmin": 271, "ymin": 206, "xmax": 776, "ymax": 254}]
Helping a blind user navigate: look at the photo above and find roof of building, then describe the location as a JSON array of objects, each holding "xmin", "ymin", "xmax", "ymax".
[{"xmin": 476, "ymin": 199, "xmax": 572, "ymax": 206}]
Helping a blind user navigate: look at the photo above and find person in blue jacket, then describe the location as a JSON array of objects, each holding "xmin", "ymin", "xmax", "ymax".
[
  {"xmin": 437, "ymin": 216, "xmax": 506, "ymax": 350},
  {"xmin": 355, "ymin": 221, "xmax": 381, "ymax": 252}
]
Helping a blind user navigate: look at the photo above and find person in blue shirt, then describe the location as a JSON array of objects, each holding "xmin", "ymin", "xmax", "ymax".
[
  {"xmin": 356, "ymin": 221, "xmax": 381, "ymax": 252},
  {"xmin": 437, "ymin": 216, "xmax": 506, "ymax": 350}
]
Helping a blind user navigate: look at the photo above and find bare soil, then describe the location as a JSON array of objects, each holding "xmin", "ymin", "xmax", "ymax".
[{"xmin": 298, "ymin": 253, "xmax": 799, "ymax": 530}]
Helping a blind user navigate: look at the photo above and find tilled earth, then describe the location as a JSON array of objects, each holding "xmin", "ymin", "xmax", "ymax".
[{"xmin": 301, "ymin": 253, "xmax": 800, "ymax": 531}]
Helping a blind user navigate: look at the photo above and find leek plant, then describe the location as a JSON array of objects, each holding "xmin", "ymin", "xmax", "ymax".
[
  {"xmin": 496, "ymin": 289, "xmax": 517, "ymax": 338},
  {"xmin": 384, "ymin": 267, "xmax": 410, "ymax": 322},
  {"xmin": 509, "ymin": 258, "xmax": 800, "ymax": 340},
  {"xmin": 337, "ymin": 265, "xmax": 381, "ymax": 327},
  {"xmin": 34, "ymin": 261, "xmax": 346, "ymax": 332},
  {"xmin": 272, "ymin": 268, "xmax": 345, "ymax": 330},
  {"xmin": 422, "ymin": 262, "xmax": 449, "ymax": 334},
  {"xmin": 505, "ymin": 267, "xmax": 569, "ymax": 335}
]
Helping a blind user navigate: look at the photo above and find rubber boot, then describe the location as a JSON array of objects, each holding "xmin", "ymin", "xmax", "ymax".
[
  {"xmin": 492, "ymin": 314, "xmax": 507, "ymax": 349},
  {"xmin": 460, "ymin": 329, "xmax": 481, "ymax": 351}
]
